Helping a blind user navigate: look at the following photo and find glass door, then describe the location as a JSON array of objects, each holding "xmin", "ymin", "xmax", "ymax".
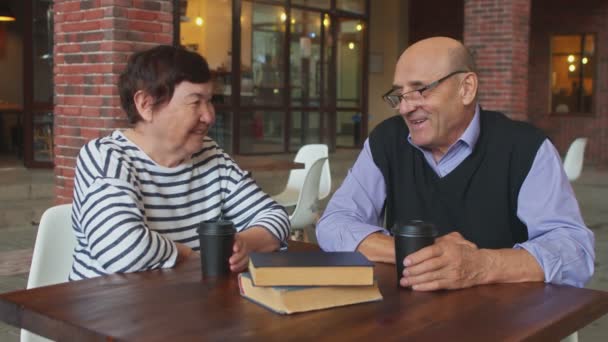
[
  {"xmin": 335, "ymin": 17, "xmax": 364, "ymax": 148},
  {"xmin": 288, "ymin": 10, "xmax": 332, "ymax": 151},
  {"xmin": 24, "ymin": 0, "xmax": 54, "ymax": 167}
]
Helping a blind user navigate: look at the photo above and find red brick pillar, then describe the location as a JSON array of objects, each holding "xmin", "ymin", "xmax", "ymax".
[
  {"xmin": 53, "ymin": 0, "xmax": 174, "ymax": 203},
  {"xmin": 463, "ymin": 0, "xmax": 531, "ymax": 121}
]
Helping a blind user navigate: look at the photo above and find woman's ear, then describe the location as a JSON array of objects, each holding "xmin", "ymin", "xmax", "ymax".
[
  {"xmin": 460, "ymin": 73, "xmax": 478, "ymax": 106},
  {"xmin": 133, "ymin": 90, "xmax": 154, "ymax": 122}
]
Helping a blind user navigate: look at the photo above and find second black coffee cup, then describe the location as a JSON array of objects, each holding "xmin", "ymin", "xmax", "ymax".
[
  {"xmin": 393, "ymin": 220, "xmax": 438, "ymax": 286},
  {"xmin": 197, "ymin": 220, "xmax": 236, "ymax": 277}
]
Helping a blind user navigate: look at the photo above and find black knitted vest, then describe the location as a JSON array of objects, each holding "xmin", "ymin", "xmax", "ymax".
[{"xmin": 369, "ymin": 110, "xmax": 546, "ymax": 248}]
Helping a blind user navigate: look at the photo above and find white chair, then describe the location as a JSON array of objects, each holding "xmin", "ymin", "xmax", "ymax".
[
  {"xmin": 273, "ymin": 144, "xmax": 331, "ymax": 207},
  {"xmin": 22, "ymin": 204, "xmax": 76, "ymax": 342},
  {"xmin": 562, "ymin": 332, "xmax": 578, "ymax": 342},
  {"xmin": 289, "ymin": 158, "xmax": 327, "ymax": 241},
  {"xmin": 563, "ymin": 137, "xmax": 588, "ymax": 181}
]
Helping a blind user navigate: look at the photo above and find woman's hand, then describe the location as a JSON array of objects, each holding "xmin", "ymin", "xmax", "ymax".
[
  {"xmin": 175, "ymin": 242, "xmax": 194, "ymax": 264},
  {"xmin": 228, "ymin": 226, "xmax": 281, "ymax": 272},
  {"xmin": 229, "ymin": 234, "xmax": 250, "ymax": 272}
]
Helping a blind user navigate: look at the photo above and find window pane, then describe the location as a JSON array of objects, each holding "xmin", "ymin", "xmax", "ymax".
[
  {"xmin": 550, "ymin": 34, "xmax": 595, "ymax": 114},
  {"xmin": 180, "ymin": 0, "xmax": 232, "ymax": 104},
  {"xmin": 290, "ymin": 10, "xmax": 322, "ymax": 107},
  {"xmin": 337, "ymin": 19, "xmax": 363, "ymax": 108},
  {"xmin": 292, "ymin": 0, "xmax": 330, "ymax": 9},
  {"xmin": 336, "ymin": 111, "xmax": 361, "ymax": 147},
  {"xmin": 239, "ymin": 111, "xmax": 284, "ymax": 153},
  {"xmin": 337, "ymin": 0, "xmax": 365, "ymax": 14},
  {"xmin": 33, "ymin": 0, "xmax": 53, "ymax": 104},
  {"xmin": 290, "ymin": 111, "xmax": 322, "ymax": 150},
  {"xmin": 242, "ymin": 1, "xmax": 286, "ymax": 106},
  {"xmin": 551, "ymin": 35, "xmax": 581, "ymax": 54},
  {"xmin": 584, "ymin": 35, "xmax": 595, "ymax": 55},
  {"xmin": 208, "ymin": 110, "xmax": 233, "ymax": 153},
  {"xmin": 33, "ymin": 112, "xmax": 53, "ymax": 162}
]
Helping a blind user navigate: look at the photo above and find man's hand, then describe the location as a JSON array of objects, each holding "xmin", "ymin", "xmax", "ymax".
[
  {"xmin": 229, "ymin": 234, "xmax": 250, "ymax": 272},
  {"xmin": 400, "ymin": 232, "xmax": 490, "ymax": 291}
]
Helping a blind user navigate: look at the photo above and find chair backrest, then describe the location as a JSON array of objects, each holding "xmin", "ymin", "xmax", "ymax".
[
  {"xmin": 22, "ymin": 204, "xmax": 76, "ymax": 342},
  {"xmin": 27, "ymin": 204, "xmax": 76, "ymax": 289},
  {"xmin": 287, "ymin": 144, "xmax": 331, "ymax": 200},
  {"xmin": 290, "ymin": 158, "xmax": 327, "ymax": 229},
  {"xmin": 563, "ymin": 137, "xmax": 588, "ymax": 181}
]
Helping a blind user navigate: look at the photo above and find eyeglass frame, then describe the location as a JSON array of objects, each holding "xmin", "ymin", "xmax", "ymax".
[{"xmin": 382, "ymin": 70, "xmax": 470, "ymax": 108}]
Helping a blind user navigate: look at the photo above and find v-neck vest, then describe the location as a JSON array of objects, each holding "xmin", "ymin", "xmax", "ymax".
[{"xmin": 369, "ymin": 110, "xmax": 546, "ymax": 248}]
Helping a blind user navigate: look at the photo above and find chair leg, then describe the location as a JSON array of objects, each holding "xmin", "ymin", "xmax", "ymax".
[
  {"xmin": 303, "ymin": 226, "xmax": 317, "ymax": 244},
  {"xmin": 291, "ymin": 229, "xmax": 304, "ymax": 241}
]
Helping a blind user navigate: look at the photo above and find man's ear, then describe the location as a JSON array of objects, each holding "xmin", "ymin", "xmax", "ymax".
[
  {"xmin": 133, "ymin": 90, "xmax": 154, "ymax": 122},
  {"xmin": 460, "ymin": 73, "xmax": 478, "ymax": 106}
]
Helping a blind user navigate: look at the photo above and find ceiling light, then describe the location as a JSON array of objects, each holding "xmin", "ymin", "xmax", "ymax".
[{"xmin": 0, "ymin": 5, "xmax": 16, "ymax": 22}]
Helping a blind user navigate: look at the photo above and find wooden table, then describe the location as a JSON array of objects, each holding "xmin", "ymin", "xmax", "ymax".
[
  {"xmin": 1, "ymin": 242, "xmax": 608, "ymax": 341},
  {"xmin": 234, "ymin": 155, "xmax": 304, "ymax": 172}
]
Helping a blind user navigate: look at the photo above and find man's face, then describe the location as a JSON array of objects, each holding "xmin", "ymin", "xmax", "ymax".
[
  {"xmin": 150, "ymin": 81, "xmax": 215, "ymax": 157},
  {"xmin": 392, "ymin": 55, "xmax": 470, "ymax": 157}
]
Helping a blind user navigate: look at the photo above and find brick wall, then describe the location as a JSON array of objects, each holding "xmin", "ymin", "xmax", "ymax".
[
  {"xmin": 463, "ymin": 0, "xmax": 531, "ymax": 121},
  {"xmin": 528, "ymin": 0, "xmax": 608, "ymax": 167},
  {"xmin": 53, "ymin": 0, "xmax": 174, "ymax": 203}
]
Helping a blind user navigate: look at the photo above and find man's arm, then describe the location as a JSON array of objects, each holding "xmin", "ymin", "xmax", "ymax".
[
  {"xmin": 514, "ymin": 139, "xmax": 594, "ymax": 287},
  {"xmin": 316, "ymin": 140, "xmax": 390, "ymax": 260},
  {"xmin": 401, "ymin": 232, "xmax": 544, "ymax": 290},
  {"xmin": 356, "ymin": 233, "xmax": 396, "ymax": 264},
  {"xmin": 401, "ymin": 139, "xmax": 594, "ymax": 290}
]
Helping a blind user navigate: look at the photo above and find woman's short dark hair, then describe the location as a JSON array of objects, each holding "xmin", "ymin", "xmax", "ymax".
[{"xmin": 118, "ymin": 45, "xmax": 211, "ymax": 124}]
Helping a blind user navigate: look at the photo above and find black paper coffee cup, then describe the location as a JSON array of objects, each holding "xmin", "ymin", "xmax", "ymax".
[
  {"xmin": 197, "ymin": 220, "xmax": 236, "ymax": 277},
  {"xmin": 393, "ymin": 220, "xmax": 438, "ymax": 287}
]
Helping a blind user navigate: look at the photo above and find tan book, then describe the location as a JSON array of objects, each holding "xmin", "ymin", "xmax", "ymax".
[
  {"xmin": 248, "ymin": 251, "xmax": 374, "ymax": 286},
  {"xmin": 238, "ymin": 272, "xmax": 383, "ymax": 315}
]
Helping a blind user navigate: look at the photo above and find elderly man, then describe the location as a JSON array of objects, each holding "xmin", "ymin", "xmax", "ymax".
[{"xmin": 316, "ymin": 37, "xmax": 594, "ymax": 290}]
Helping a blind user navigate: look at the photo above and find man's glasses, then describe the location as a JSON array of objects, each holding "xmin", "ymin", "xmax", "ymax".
[{"xmin": 382, "ymin": 70, "xmax": 469, "ymax": 108}]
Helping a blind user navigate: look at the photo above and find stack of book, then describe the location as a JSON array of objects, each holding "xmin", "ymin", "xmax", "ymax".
[{"xmin": 238, "ymin": 251, "xmax": 383, "ymax": 314}]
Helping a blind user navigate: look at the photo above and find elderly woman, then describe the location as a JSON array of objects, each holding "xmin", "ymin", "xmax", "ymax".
[{"xmin": 69, "ymin": 45, "xmax": 290, "ymax": 280}]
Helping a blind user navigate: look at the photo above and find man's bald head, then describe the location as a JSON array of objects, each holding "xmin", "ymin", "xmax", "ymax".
[{"xmin": 397, "ymin": 37, "xmax": 476, "ymax": 76}]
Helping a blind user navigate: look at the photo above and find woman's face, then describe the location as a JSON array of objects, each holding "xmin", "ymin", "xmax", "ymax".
[{"xmin": 151, "ymin": 81, "xmax": 215, "ymax": 158}]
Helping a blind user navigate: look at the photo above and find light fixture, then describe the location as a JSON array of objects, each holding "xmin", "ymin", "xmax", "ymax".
[
  {"xmin": 582, "ymin": 57, "xmax": 589, "ymax": 65},
  {"xmin": 0, "ymin": 5, "xmax": 16, "ymax": 22},
  {"xmin": 567, "ymin": 55, "xmax": 575, "ymax": 63},
  {"xmin": 323, "ymin": 15, "xmax": 330, "ymax": 27},
  {"xmin": 280, "ymin": 12, "xmax": 287, "ymax": 22},
  {"xmin": 348, "ymin": 42, "xmax": 355, "ymax": 50},
  {"xmin": 195, "ymin": 0, "xmax": 203, "ymax": 27},
  {"xmin": 356, "ymin": 24, "xmax": 363, "ymax": 31},
  {"xmin": 569, "ymin": 64, "xmax": 576, "ymax": 72},
  {"xmin": 291, "ymin": 18, "xmax": 296, "ymax": 24}
]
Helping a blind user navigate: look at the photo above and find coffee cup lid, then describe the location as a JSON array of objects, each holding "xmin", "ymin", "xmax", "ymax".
[
  {"xmin": 392, "ymin": 220, "xmax": 438, "ymax": 237},
  {"xmin": 198, "ymin": 220, "xmax": 236, "ymax": 236}
]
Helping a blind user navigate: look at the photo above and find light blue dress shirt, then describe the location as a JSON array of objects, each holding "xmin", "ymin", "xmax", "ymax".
[{"xmin": 316, "ymin": 107, "xmax": 595, "ymax": 287}]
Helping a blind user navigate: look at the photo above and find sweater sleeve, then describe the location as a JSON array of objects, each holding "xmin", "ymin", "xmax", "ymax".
[
  {"xmin": 74, "ymin": 177, "xmax": 178, "ymax": 274},
  {"xmin": 219, "ymin": 154, "xmax": 290, "ymax": 245}
]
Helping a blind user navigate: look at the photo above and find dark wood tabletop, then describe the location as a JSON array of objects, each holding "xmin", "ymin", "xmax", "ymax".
[
  {"xmin": 233, "ymin": 155, "xmax": 305, "ymax": 172},
  {"xmin": 1, "ymin": 241, "xmax": 607, "ymax": 341}
]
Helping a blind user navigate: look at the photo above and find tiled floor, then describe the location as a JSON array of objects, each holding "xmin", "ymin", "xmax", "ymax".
[{"xmin": 0, "ymin": 150, "xmax": 607, "ymax": 340}]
